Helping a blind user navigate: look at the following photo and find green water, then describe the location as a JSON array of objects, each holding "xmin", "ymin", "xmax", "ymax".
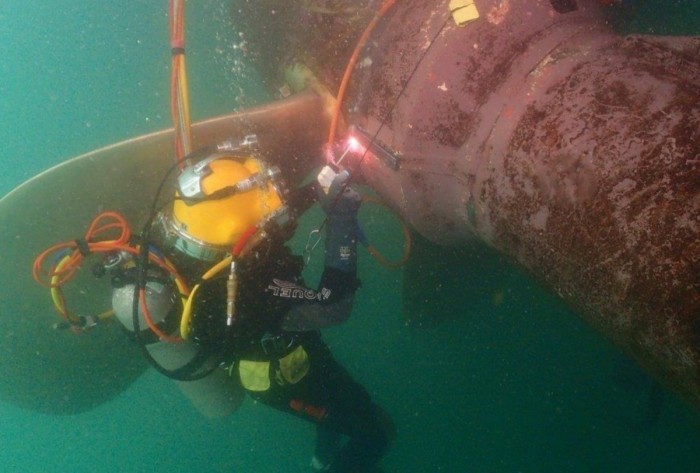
[{"xmin": 1, "ymin": 1, "xmax": 699, "ymax": 472}]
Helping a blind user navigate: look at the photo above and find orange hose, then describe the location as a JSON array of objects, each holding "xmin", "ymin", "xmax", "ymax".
[
  {"xmin": 32, "ymin": 211, "xmax": 189, "ymax": 339},
  {"xmin": 32, "ymin": 212, "xmax": 131, "ymax": 287},
  {"xmin": 169, "ymin": 0, "xmax": 191, "ymax": 164},
  {"xmin": 140, "ymin": 288, "xmax": 182, "ymax": 343},
  {"xmin": 35, "ymin": 239, "xmax": 187, "ymax": 289},
  {"xmin": 327, "ymin": 0, "xmax": 396, "ymax": 147},
  {"xmin": 232, "ymin": 226, "xmax": 259, "ymax": 257}
]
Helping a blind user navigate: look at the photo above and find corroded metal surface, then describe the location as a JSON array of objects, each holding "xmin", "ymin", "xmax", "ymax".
[
  {"xmin": 487, "ymin": 34, "xmax": 700, "ymax": 403},
  {"xmin": 356, "ymin": 0, "xmax": 700, "ymax": 406},
  {"xmin": 266, "ymin": 1, "xmax": 700, "ymax": 407}
]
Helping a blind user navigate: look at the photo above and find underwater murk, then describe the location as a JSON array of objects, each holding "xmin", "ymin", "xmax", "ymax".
[{"xmin": 1, "ymin": 1, "xmax": 699, "ymax": 472}]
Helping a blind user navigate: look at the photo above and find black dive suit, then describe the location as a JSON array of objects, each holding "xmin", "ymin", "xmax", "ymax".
[{"xmin": 191, "ymin": 179, "xmax": 391, "ymax": 473}]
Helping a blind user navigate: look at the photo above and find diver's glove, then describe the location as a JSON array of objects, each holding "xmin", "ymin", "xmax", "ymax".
[{"xmin": 317, "ymin": 168, "xmax": 361, "ymax": 273}]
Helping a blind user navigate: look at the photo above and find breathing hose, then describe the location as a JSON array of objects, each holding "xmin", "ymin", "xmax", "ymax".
[
  {"xmin": 170, "ymin": 0, "xmax": 192, "ymax": 163},
  {"xmin": 327, "ymin": 0, "xmax": 396, "ymax": 147},
  {"xmin": 32, "ymin": 211, "xmax": 189, "ymax": 338}
]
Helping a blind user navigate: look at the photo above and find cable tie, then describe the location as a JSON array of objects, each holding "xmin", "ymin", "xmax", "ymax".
[{"xmin": 74, "ymin": 238, "xmax": 91, "ymax": 256}]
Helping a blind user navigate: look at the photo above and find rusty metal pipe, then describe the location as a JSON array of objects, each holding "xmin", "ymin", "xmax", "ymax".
[{"xmin": 343, "ymin": 0, "xmax": 700, "ymax": 406}]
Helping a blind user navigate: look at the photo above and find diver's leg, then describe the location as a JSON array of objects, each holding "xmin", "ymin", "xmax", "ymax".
[
  {"xmin": 313, "ymin": 424, "xmax": 343, "ymax": 470},
  {"xmin": 322, "ymin": 400, "xmax": 390, "ymax": 473},
  {"xmin": 248, "ymin": 334, "xmax": 393, "ymax": 472},
  {"xmin": 301, "ymin": 336, "xmax": 393, "ymax": 473}
]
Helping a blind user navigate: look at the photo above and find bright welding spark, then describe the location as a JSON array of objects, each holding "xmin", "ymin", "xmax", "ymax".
[{"xmin": 347, "ymin": 136, "xmax": 362, "ymax": 152}]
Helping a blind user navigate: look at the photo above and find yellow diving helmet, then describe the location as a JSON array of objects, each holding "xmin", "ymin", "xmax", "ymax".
[{"xmin": 158, "ymin": 137, "xmax": 288, "ymax": 262}]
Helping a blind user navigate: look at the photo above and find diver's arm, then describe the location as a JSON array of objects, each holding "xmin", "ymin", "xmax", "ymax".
[
  {"xmin": 280, "ymin": 171, "xmax": 361, "ymax": 331},
  {"xmin": 280, "ymin": 268, "xmax": 360, "ymax": 331},
  {"xmin": 287, "ymin": 181, "xmax": 319, "ymax": 217}
]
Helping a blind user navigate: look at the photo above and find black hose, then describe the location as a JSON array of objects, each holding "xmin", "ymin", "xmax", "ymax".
[{"xmin": 130, "ymin": 152, "xmax": 220, "ymax": 382}]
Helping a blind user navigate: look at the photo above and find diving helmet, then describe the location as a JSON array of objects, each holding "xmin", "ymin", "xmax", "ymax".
[{"xmin": 157, "ymin": 137, "xmax": 289, "ymax": 262}]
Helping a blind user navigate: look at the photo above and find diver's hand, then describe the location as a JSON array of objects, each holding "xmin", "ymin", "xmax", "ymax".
[
  {"xmin": 317, "ymin": 169, "xmax": 361, "ymax": 218},
  {"xmin": 317, "ymin": 169, "xmax": 361, "ymax": 272}
]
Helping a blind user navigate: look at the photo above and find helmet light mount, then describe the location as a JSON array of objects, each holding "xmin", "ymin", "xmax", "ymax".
[{"xmin": 177, "ymin": 134, "xmax": 261, "ymax": 200}]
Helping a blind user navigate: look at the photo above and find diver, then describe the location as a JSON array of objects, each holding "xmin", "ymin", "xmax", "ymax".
[
  {"xmin": 134, "ymin": 140, "xmax": 392, "ymax": 472},
  {"xmin": 33, "ymin": 136, "xmax": 393, "ymax": 471}
]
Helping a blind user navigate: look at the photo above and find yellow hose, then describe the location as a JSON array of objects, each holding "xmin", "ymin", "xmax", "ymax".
[
  {"xmin": 170, "ymin": 0, "xmax": 192, "ymax": 160},
  {"xmin": 177, "ymin": 54, "xmax": 192, "ymax": 154},
  {"xmin": 50, "ymin": 254, "xmax": 118, "ymax": 326},
  {"xmin": 50, "ymin": 255, "xmax": 73, "ymax": 321},
  {"xmin": 180, "ymin": 283, "xmax": 200, "ymax": 340},
  {"xmin": 202, "ymin": 255, "xmax": 232, "ymax": 281},
  {"xmin": 179, "ymin": 254, "xmax": 232, "ymax": 340}
]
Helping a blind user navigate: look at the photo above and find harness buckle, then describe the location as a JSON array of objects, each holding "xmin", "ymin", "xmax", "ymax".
[{"xmin": 260, "ymin": 332, "xmax": 295, "ymax": 356}]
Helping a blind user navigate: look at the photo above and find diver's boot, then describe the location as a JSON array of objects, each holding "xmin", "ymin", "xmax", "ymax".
[{"xmin": 310, "ymin": 455, "xmax": 331, "ymax": 472}]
